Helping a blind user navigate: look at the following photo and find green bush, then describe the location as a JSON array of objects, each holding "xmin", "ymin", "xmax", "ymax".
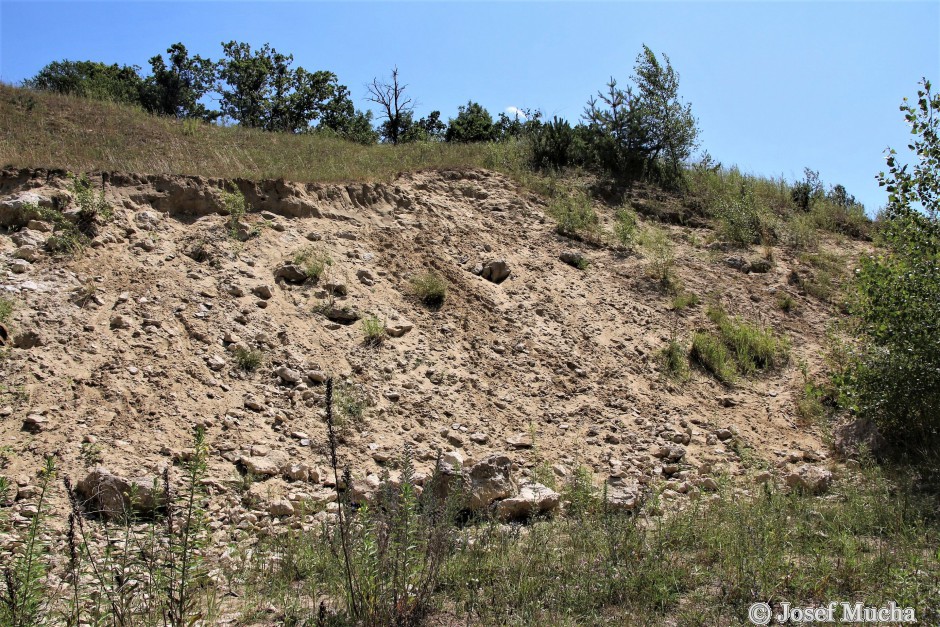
[
  {"xmin": 690, "ymin": 332, "xmax": 736, "ymax": 384},
  {"xmin": 222, "ymin": 188, "xmax": 249, "ymax": 238},
  {"xmin": 840, "ymin": 79, "xmax": 940, "ymax": 448},
  {"xmin": 70, "ymin": 173, "xmax": 112, "ymax": 234},
  {"xmin": 234, "ymin": 347, "xmax": 263, "ymax": 371},
  {"xmin": 613, "ymin": 205, "xmax": 638, "ymax": 247},
  {"xmin": 361, "ymin": 315, "xmax": 386, "ymax": 346},
  {"xmin": 547, "ymin": 191, "xmax": 600, "ymax": 238},
  {"xmin": 411, "ymin": 272, "xmax": 447, "ymax": 308},
  {"xmin": 714, "ymin": 191, "xmax": 774, "ymax": 247},
  {"xmin": 638, "ymin": 225, "xmax": 676, "ymax": 288},
  {"xmin": 659, "ymin": 339, "xmax": 689, "ymax": 381},
  {"xmin": 292, "ymin": 246, "xmax": 332, "ymax": 281},
  {"xmin": 0, "ymin": 296, "xmax": 12, "ymax": 325},
  {"xmin": 707, "ymin": 305, "xmax": 789, "ymax": 374}
]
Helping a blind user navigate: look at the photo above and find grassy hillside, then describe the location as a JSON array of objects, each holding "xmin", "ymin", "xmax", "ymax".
[{"xmin": 0, "ymin": 83, "xmax": 500, "ymax": 182}]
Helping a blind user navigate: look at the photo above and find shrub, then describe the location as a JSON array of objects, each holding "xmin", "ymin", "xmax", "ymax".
[
  {"xmin": 234, "ymin": 347, "xmax": 263, "ymax": 371},
  {"xmin": 547, "ymin": 191, "xmax": 599, "ymax": 238},
  {"xmin": 411, "ymin": 272, "xmax": 447, "ymax": 308},
  {"xmin": 671, "ymin": 291, "xmax": 699, "ymax": 311},
  {"xmin": 781, "ymin": 213, "xmax": 819, "ymax": 251},
  {"xmin": 362, "ymin": 315, "xmax": 386, "ymax": 346},
  {"xmin": 222, "ymin": 188, "xmax": 249, "ymax": 238},
  {"xmin": 714, "ymin": 192, "xmax": 773, "ymax": 247},
  {"xmin": 690, "ymin": 332, "xmax": 736, "ymax": 384},
  {"xmin": 70, "ymin": 173, "xmax": 112, "ymax": 235},
  {"xmin": 0, "ymin": 296, "xmax": 12, "ymax": 325},
  {"xmin": 840, "ymin": 79, "xmax": 940, "ymax": 448},
  {"xmin": 613, "ymin": 205, "xmax": 638, "ymax": 247},
  {"xmin": 638, "ymin": 225, "xmax": 676, "ymax": 289},
  {"xmin": 707, "ymin": 305, "xmax": 790, "ymax": 374},
  {"xmin": 292, "ymin": 246, "xmax": 332, "ymax": 281},
  {"xmin": 658, "ymin": 339, "xmax": 689, "ymax": 381},
  {"xmin": 776, "ymin": 293, "xmax": 795, "ymax": 313}
]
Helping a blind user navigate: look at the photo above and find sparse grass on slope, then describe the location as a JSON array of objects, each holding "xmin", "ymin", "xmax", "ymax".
[{"xmin": 0, "ymin": 84, "xmax": 498, "ymax": 182}]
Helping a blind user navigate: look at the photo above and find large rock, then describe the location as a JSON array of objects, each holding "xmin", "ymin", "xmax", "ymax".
[
  {"xmin": 480, "ymin": 260, "xmax": 511, "ymax": 284},
  {"xmin": 494, "ymin": 482, "xmax": 560, "ymax": 520},
  {"xmin": 0, "ymin": 191, "xmax": 50, "ymax": 227},
  {"xmin": 274, "ymin": 263, "xmax": 308, "ymax": 283},
  {"xmin": 12, "ymin": 229, "xmax": 47, "ymax": 249},
  {"xmin": 467, "ymin": 455, "xmax": 516, "ymax": 510},
  {"xmin": 75, "ymin": 467, "xmax": 165, "ymax": 518},
  {"xmin": 785, "ymin": 465, "xmax": 832, "ymax": 494},
  {"xmin": 833, "ymin": 417, "xmax": 886, "ymax": 460}
]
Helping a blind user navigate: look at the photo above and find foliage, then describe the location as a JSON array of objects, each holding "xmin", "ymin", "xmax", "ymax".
[
  {"xmin": 529, "ymin": 115, "xmax": 584, "ymax": 170},
  {"xmin": 70, "ymin": 173, "xmax": 112, "ymax": 235},
  {"xmin": 411, "ymin": 272, "xmax": 447, "ymax": 308},
  {"xmin": 547, "ymin": 190, "xmax": 600, "ymax": 238},
  {"xmin": 706, "ymin": 305, "xmax": 790, "ymax": 375},
  {"xmin": 361, "ymin": 315, "xmax": 386, "ymax": 346},
  {"xmin": 0, "ymin": 457, "xmax": 55, "ymax": 626},
  {"xmin": 292, "ymin": 245, "xmax": 333, "ymax": 281},
  {"xmin": 583, "ymin": 45, "xmax": 698, "ymax": 186},
  {"xmin": 445, "ymin": 101, "xmax": 496, "ymax": 143},
  {"xmin": 235, "ymin": 347, "xmax": 263, "ymax": 372},
  {"xmin": 714, "ymin": 187, "xmax": 773, "ymax": 246},
  {"xmin": 24, "ymin": 60, "xmax": 144, "ymax": 105},
  {"xmin": 216, "ymin": 41, "xmax": 346, "ymax": 133},
  {"xmin": 638, "ymin": 225, "xmax": 676, "ymax": 288},
  {"xmin": 143, "ymin": 43, "xmax": 218, "ymax": 121},
  {"xmin": 222, "ymin": 188, "xmax": 249, "ymax": 238},
  {"xmin": 842, "ymin": 79, "xmax": 940, "ymax": 447}
]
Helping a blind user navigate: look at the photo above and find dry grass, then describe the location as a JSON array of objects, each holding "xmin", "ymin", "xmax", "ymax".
[{"xmin": 0, "ymin": 84, "xmax": 495, "ymax": 183}]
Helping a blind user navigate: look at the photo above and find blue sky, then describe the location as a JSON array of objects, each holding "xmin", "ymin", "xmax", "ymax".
[{"xmin": 1, "ymin": 1, "xmax": 938, "ymax": 211}]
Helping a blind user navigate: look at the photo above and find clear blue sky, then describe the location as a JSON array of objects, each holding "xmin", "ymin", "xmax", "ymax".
[{"xmin": 1, "ymin": 1, "xmax": 938, "ymax": 211}]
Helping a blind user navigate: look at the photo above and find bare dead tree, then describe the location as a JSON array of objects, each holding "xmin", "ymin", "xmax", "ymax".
[{"xmin": 365, "ymin": 66, "xmax": 414, "ymax": 145}]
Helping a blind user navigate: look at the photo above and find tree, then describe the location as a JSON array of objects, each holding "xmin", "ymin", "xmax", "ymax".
[
  {"xmin": 844, "ymin": 79, "xmax": 940, "ymax": 448},
  {"xmin": 24, "ymin": 60, "xmax": 144, "ymax": 105},
  {"xmin": 366, "ymin": 67, "xmax": 414, "ymax": 145},
  {"xmin": 582, "ymin": 45, "xmax": 698, "ymax": 185},
  {"xmin": 633, "ymin": 45, "xmax": 699, "ymax": 183},
  {"xmin": 401, "ymin": 111, "xmax": 446, "ymax": 143},
  {"xmin": 216, "ymin": 41, "xmax": 348, "ymax": 133},
  {"xmin": 319, "ymin": 85, "xmax": 379, "ymax": 144},
  {"xmin": 445, "ymin": 101, "xmax": 495, "ymax": 143},
  {"xmin": 143, "ymin": 43, "xmax": 217, "ymax": 121}
]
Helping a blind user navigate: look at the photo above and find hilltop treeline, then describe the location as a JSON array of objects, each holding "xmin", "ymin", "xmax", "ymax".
[{"xmin": 25, "ymin": 42, "xmax": 700, "ymax": 186}]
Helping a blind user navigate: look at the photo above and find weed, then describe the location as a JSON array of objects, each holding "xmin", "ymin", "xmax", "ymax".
[
  {"xmin": 223, "ymin": 188, "xmax": 249, "ymax": 238},
  {"xmin": 659, "ymin": 338, "xmax": 690, "ymax": 381},
  {"xmin": 613, "ymin": 205, "xmax": 638, "ymax": 247},
  {"xmin": 333, "ymin": 380, "xmax": 368, "ymax": 426},
  {"xmin": 411, "ymin": 271, "xmax": 447, "ymax": 308},
  {"xmin": 777, "ymin": 292, "xmax": 796, "ymax": 313},
  {"xmin": 638, "ymin": 225, "xmax": 677, "ymax": 290},
  {"xmin": 79, "ymin": 441, "xmax": 103, "ymax": 466},
  {"xmin": 0, "ymin": 457, "xmax": 55, "ymax": 626},
  {"xmin": 234, "ymin": 347, "xmax": 263, "ymax": 372},
  {"xmin": 690, "ymin": 331, "xmax": 737, "ymax": 384},
  {"xmin": 671, "ymin": 291, "xmax": 700, "ymax": 311},
  {"xmin": 0, "ymin": 296, "xmax": 12, "ymax": 324},
  {"xmin": 72, "ymin": 281, "xmax": 98, "ymax": 308},
  {"xmin": 361, "ymin": 315, "xmax": 386, "ymax": 346},
  {"xmin": 547, "ymin": 190, "xmax": 600, "ymax": 239},
  {"xmin": 292, "ymin": 245, "xmax": 333, "ymax": 281},
  {"xmin": 70, "ymin": 173, "xmax": 112, "ymax": 234},
  {"xmin": 706, "ymin": 305, "xmax": 790, "ymax": 374}
]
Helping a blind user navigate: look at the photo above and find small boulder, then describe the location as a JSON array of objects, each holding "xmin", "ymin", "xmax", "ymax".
[
  {"xmin": 268, "ymin": 499, "xmax": 295, "ymax": 518},
  {"xmin": 559, "ymin": 251, "xmax": 586, "ymax": 268},
  {"xmin": 252, "ymin": 285, "xmax": 274, "ymax": 300},
  {"xmin": 275, "ymin": 264, "xmax": 308, "ymax": 283},
  {"xmin": 480, "ymin": 260, "xmax": 511, "ymax": 284},
  {"xmin": 785, "ymin": 464, "xmax": 832, "ymax": 494},
  {"xmin": 495, "ymin": 482, "xmax": 560, "ymax": 520},
  {"xmin": 467, "ymin": 455, "xmax": 516, "ymax": 510},
  {"xmin": 276, "ymin": 366, "xmax": 303, "ymax": 384},
  {"xmin": 75, "ymin": 467, "xmax": 165, "ymax": 518}
]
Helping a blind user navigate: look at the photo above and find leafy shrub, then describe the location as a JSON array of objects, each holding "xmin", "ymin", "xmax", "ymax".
[
  {"xmin": 411, "ymin": 272, "xmax": 447, "ymax": 308},
  {"xmin": 222, "ymin": 188, "xmax": 249, "ymax": 238},
  {"xmin": 671, "ymin": 291, "xmax": 700, "ymax": 311},
  {"xmin": 714, "ymin": 192, "xmax": 774, "ymax": 247},
  {"xmin": 690, "ymin": 332, "xmax": 736, "ymax": 384},
  {"xmin": 638, "ymin": 225, "xmax": 676, "ymax": 289},
  {"xmin": 781, "ymin": 213, "xmax": 819, "ymax": 251},
  {"xmin": 70, "ymin": 173, "xmax": 112, "ymax": 235},
  {"xmin": 547, "ymin": 191, "xmax": 599, "ymax": 238},
  {"xmin": 234, "ymin": 347, "xmax": 263, "ymax": 371},
  {"xmin": 362, "ymin": 315, "xmax": 386, "ymax": 346},
  {"xmin": 445, "ymin": 101, "xmax": 495, "ymax": 143},
  {"xmin": 292, "ymin": 246, "xmax": 332, "ymax": 281},
  {"xmin": 840, "ymin": 79, "xmax": 940, "ymax": 447},
  {"xmin": 776, "ymin": 293, "xmax": 795, "ymax": 313},
  {"xmin": 530, "ymin": 116, "xmax": 584, "ymax": 170},
  {"xmin": 613, "ymin": 205, "xmax": 638, "ymax": 247}
]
